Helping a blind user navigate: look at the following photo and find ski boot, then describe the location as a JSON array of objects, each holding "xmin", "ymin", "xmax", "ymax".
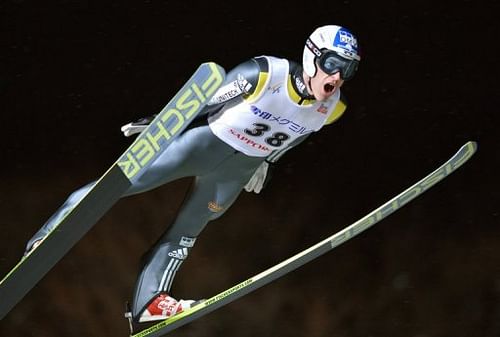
[{"xmin": 125, "ymin": 293, "xmax": 200, "ymax": 334}]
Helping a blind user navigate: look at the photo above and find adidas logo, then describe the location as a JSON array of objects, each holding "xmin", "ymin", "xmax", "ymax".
[{"xmin": 168, "ymin": 248, "xmax": 189, "ymax": 260}]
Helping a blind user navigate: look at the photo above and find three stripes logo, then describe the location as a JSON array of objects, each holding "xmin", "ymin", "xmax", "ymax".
[{"xmin": 168, "ymin": 248, "xmax": 189, "ymax": 260}]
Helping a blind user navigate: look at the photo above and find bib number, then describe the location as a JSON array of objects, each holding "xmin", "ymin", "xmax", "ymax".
[{"xmin": 244, "ymin": 123, "xmax": 290, "ymax": 147}]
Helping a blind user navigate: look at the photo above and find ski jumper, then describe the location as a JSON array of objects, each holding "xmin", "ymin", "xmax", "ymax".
[{"xmin": 25, "ymin": 56, "xmax": 347, "ymax": 320}]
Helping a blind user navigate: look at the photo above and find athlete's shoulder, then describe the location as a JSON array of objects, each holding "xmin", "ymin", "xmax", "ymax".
[
  {"xmin": 205, "ymin": 58, "xmax": 261, "ymax": 106},
  {"xmin": 207, "ymin": 56, "xmax": 289, "ymax": 106},
  {"xmin": 227, "ymin": 56, "xmax": 294, "ymax": 83},
  {"xmin": 226, "ymin": 56, "xmax": 272, "ymax": 91}
]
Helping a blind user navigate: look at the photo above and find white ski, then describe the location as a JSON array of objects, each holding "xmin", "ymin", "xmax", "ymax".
[{"xmin": 132, "ymin": 141, "xmax": 477, "ymax": 337}]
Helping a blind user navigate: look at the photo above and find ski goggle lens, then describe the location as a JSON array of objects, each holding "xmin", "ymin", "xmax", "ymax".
[{"xmin": 318, "ymin": 51, "xmax": 359, "ymax": 81}]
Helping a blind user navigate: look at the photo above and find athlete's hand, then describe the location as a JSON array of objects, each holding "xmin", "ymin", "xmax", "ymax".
[
  {"xmin": 244, "ymin": 161, "xmax": 270, "ymax": 194},
  {"xmin": 120, "ymin": 115, "xmax": 156, "ymax": 137}
]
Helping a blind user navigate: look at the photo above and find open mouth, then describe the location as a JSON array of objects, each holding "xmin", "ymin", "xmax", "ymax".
[{"xmin": 324, "ymin": 83, "xmax": 335, "ymax": 93}]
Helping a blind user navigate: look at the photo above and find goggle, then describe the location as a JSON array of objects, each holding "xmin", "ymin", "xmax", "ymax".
[
  {"xmin": 317, "ymin": 51, "xmax": 359, "ymax": 81},
  {"xmin": 306, "ymin": 38, "xmax": 359, "ymax": 81}
]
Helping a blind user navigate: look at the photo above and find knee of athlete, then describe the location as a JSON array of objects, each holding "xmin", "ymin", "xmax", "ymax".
[{"xmin": 207, "ymin": 200, "xmax": 229, "ymax": 220}]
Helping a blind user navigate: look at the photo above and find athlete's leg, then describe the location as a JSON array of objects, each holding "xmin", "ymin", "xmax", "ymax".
[
  {"xmin": 24, "ymin": 126, "xmax": 226, "ymax": 254},
  {"xmin": 25, "ymin": 181, "xmax": 95, "ymax": 253},
  {"xmin": 131, "ymin": 151, "xmax": 263, "ymax": 319},
  {"xmin": 124, "ymin": 125, "xmax": 232, "ymax": 195}
]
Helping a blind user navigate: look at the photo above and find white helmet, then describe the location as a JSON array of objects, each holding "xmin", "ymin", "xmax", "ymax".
[{"xmin": 303, "ymin": 25, "xmax": 361, "ymax": 79}]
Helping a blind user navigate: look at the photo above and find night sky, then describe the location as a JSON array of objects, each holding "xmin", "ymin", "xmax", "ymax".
[{"xmin": 1, "ymin": 1, "xmax": 499, "ymax": 337}]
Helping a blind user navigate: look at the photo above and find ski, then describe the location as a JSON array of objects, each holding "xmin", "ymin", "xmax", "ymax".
[
  {"xmin": 131, "ymin": 141, "xmax": 477, "ymax": 337},
  {"xmin": 0, "ymin": 62, "xmax": 225, "ymax": 320}
]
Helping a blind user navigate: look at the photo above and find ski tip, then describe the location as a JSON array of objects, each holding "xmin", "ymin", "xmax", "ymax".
[
  {"xmin": 198, "ymin": 61, "xmax": 225, "ymax": 72},
  {"xmin": 463, "ymin": 140, "xmax": 478, "ymax": 155},
  {"xmin": 197, "ymin": 61, "xmax": 218, "ymax": 68},
  {"xmin": 199, "ymin": 61, "xmax": 220, "ymax": 66},
  {"xmin": 465, "ymin": 140, "xmax": 478, "ymax": 149}
]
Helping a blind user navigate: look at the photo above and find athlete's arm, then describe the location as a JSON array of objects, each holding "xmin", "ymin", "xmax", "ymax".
[{"xmin": 205, "ymin": 58, "xmax": 261, "ymax": 107}]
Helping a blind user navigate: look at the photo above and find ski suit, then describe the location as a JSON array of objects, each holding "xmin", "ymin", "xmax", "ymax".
[{"xmin": 26, "ymin": 55, "xmax": 347, "ymax": 319}]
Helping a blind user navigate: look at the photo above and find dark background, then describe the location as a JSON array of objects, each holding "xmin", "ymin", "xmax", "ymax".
[{"xmin": 1, "ymin": 1, "xmax": 499, "ymax": 336}]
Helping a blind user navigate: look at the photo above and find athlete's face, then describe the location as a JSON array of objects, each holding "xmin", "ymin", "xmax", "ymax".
[{"xmin": 308, "ymin": 64, "xmax": 344, "ymax": 101}]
